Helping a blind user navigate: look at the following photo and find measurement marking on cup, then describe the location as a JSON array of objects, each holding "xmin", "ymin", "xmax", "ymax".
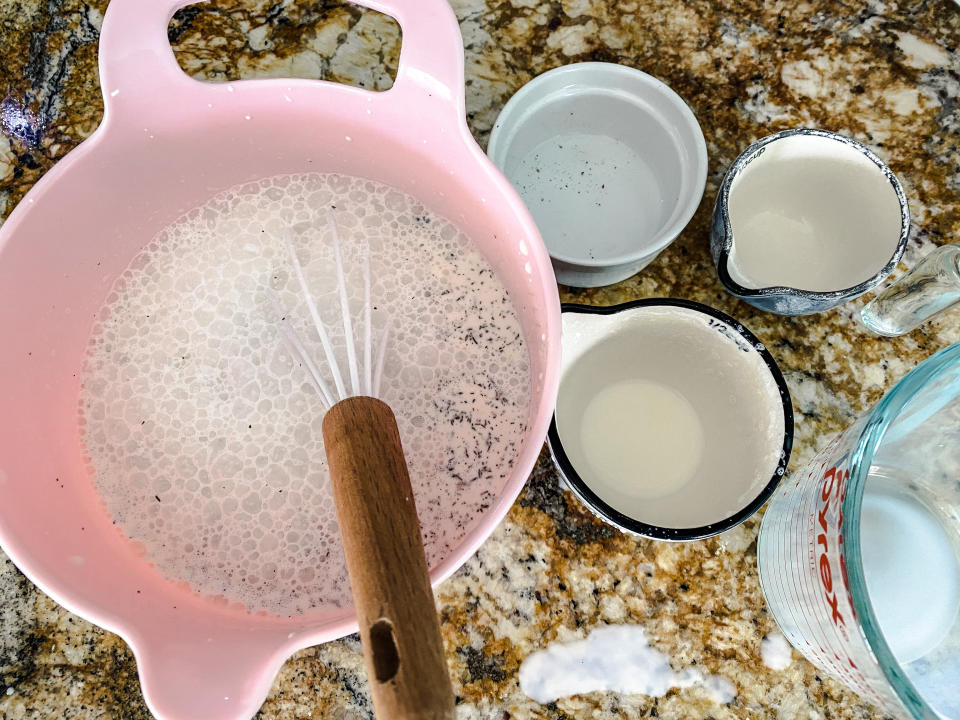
[
  {"xmin": 808, "ymin": 463, "xmax": 839, "ymax": 643},
  {"xmin": 785, "ymin": 501, "xmax": 816, "ymax": 653},
  {"xmin": 794, "ymin": 461, "xmax": 857, "ymax": 682},
  {"xmin": 816, "ymin": 462, "xmax": 863, "ymax": 675},
  {"xmin": 796, "ymin": 488, "xmax": 823, "ymax": 657},
  {"xmin": 797, "ymin": 495, "xmax": 825, "ymax": 659},
  {"xmin": 799, "ymin": 494, "xmax": 820, "ymax": 647},
  {"xmin": 812, "ymin": 466, "xmax": 855, "ymax": 672},
  {"xmin": 780, "ymin": 499, "xmax": 808, "ymax": 652},
  {"xmin": 812, "ymin": 454, "xmax": 881, "ymax": 700}
]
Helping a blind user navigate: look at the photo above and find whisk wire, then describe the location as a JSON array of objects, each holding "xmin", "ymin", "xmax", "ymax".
[
  {"xmin": 276, "ymin": 222, "xmax": 384, "ymax": 404},
  {"xmin": 268, "ymin": 291, "xmax": 335, "ymax": 409},
  {"xmin": 362, "ymin": 242, "xmax": 373, "ymax": 397},
  {"xmin": 328, "ymin": 212, "xmax": 361, "ymax": 398},
  {"xmin": 373, "ymin": 321, "xmax": 390, "ymax": 398},
  {"xmin": 277, "ymin": 321, "xmax": 333, "ymax": 411},
  {"xmin": 282, "ymin": 229, "xmax": 348, "ymax": 400}
]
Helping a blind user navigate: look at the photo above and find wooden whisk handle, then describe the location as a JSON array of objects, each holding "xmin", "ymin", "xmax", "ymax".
[{"xmin": 322, "ymin": 396, "xmax": 456, "ymax": 720}]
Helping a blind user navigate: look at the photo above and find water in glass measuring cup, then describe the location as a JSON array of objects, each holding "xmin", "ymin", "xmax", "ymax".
[{"xmin": 758, "ymin": 343, "xmax": 960, "ymax": 719}]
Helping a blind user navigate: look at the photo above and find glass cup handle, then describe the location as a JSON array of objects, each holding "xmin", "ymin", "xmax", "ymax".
[{"xmin": 860, "ymin": 243, "xmax": 960, "ymax": 336}]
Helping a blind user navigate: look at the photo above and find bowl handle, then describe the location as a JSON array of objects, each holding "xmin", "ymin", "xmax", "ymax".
[
  {"xmin": 98, "ymin": 0, "xmax": 466, "ymax": 121},
  {"xmin": 360, "ymin": 0, "xmax": 467, "ymax": 118}
]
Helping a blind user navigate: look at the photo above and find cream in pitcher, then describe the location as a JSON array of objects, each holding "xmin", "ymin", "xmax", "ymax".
[
  {"xmin": 711, "ymin": 129, "xmax": 910, "ymax": 315},
  {"xmin": 726, "ymin": 135, "xmax": 903, "ymax": 291}
]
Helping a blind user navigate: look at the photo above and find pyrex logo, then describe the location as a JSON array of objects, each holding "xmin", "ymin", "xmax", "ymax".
[{"xmin": 817, "ymin": 460, "xmax": 859, "ymax": 659}]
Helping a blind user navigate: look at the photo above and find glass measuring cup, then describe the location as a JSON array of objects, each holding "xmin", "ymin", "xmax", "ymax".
[
  {"xmin": 757, "ymin": 344, "xmax": 960, "ymax": 719},
  {"xmin": 861, "ymin": 243, "xmax": 960, "ymax": 336}
]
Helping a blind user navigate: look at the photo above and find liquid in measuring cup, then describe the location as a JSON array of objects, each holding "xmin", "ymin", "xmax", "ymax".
[{"xmin": 860, "ymin": 467, "xmax": 960, "ymax": 665}]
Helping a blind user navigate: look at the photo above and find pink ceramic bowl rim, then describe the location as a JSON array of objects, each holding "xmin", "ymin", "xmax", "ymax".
[{"xmin": 0, "ymin": 0, "xmax": 560, "ymax": 717}]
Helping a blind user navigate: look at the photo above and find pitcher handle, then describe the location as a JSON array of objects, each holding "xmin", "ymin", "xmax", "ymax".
[
  {"xmin": 860, "ymin": 243, "xmax": 960, "ymax": 336},
  {"xmin": 98, "ymin": 0, "xmax": 466, "ymax": 120}
]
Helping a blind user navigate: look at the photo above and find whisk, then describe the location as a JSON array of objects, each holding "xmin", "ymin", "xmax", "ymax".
[{"xmin": 274, "ymin": 213, "xmax": 456, "ymax": 720}]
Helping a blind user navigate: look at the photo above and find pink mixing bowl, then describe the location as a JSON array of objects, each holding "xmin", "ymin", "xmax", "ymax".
[{"xmin": 0, "ymin": 1, "xmax": 561, "ymax": 717}]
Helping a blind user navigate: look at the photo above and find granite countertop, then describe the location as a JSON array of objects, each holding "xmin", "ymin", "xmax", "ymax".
[{"xmin": 2, "ymin": 0, "xmax": 960, "ymax": 718}]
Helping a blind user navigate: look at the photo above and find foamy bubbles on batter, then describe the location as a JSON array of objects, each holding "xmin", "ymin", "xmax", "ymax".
[{"xmin": 80, "ymin": 173, "xmax": 531, "ymax": 616}]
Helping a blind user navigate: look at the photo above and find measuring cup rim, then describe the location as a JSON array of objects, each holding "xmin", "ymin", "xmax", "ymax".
[
  {"xmin": 547, "ymin": 298, "xmax": 794, "ymax": 541},
  {"xmin": 713, "ymin": 128, "xmax": 910, "ymax": 303},
  {"xmin": 842, "ymin": 342, "xmax": 960, "ymax": 719}
]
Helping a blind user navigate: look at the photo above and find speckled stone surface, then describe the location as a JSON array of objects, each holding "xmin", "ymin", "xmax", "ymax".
[{"xmin": 2, "ymin": 0, "xmax": 959, "ymax": 718}]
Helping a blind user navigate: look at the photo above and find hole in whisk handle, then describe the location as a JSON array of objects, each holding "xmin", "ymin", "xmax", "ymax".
[{"xmin": 370, "ymin": 618, "xmax": 401, "ymax": 682}]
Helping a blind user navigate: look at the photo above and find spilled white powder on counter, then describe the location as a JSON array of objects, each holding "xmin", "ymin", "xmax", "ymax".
[
  {"xmin": 518, "ymin": 625, "xmax": 735, "ymax": 705},
  {"xmin": 761, "ymin": 633, "xmax": 793, "ymax": 670},
  {"xmin": 700, "ymin": 674, "xmax": 737, "ymax": 704}
]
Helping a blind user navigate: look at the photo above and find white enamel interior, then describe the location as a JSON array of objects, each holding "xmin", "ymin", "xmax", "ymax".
[
  {"xmin": 556, "ymin": 306, "xmax": 784, "ymax": 529},
  {"xmin": 487, "ymin": 63, "xmax": 707, "ymax": 285}
]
